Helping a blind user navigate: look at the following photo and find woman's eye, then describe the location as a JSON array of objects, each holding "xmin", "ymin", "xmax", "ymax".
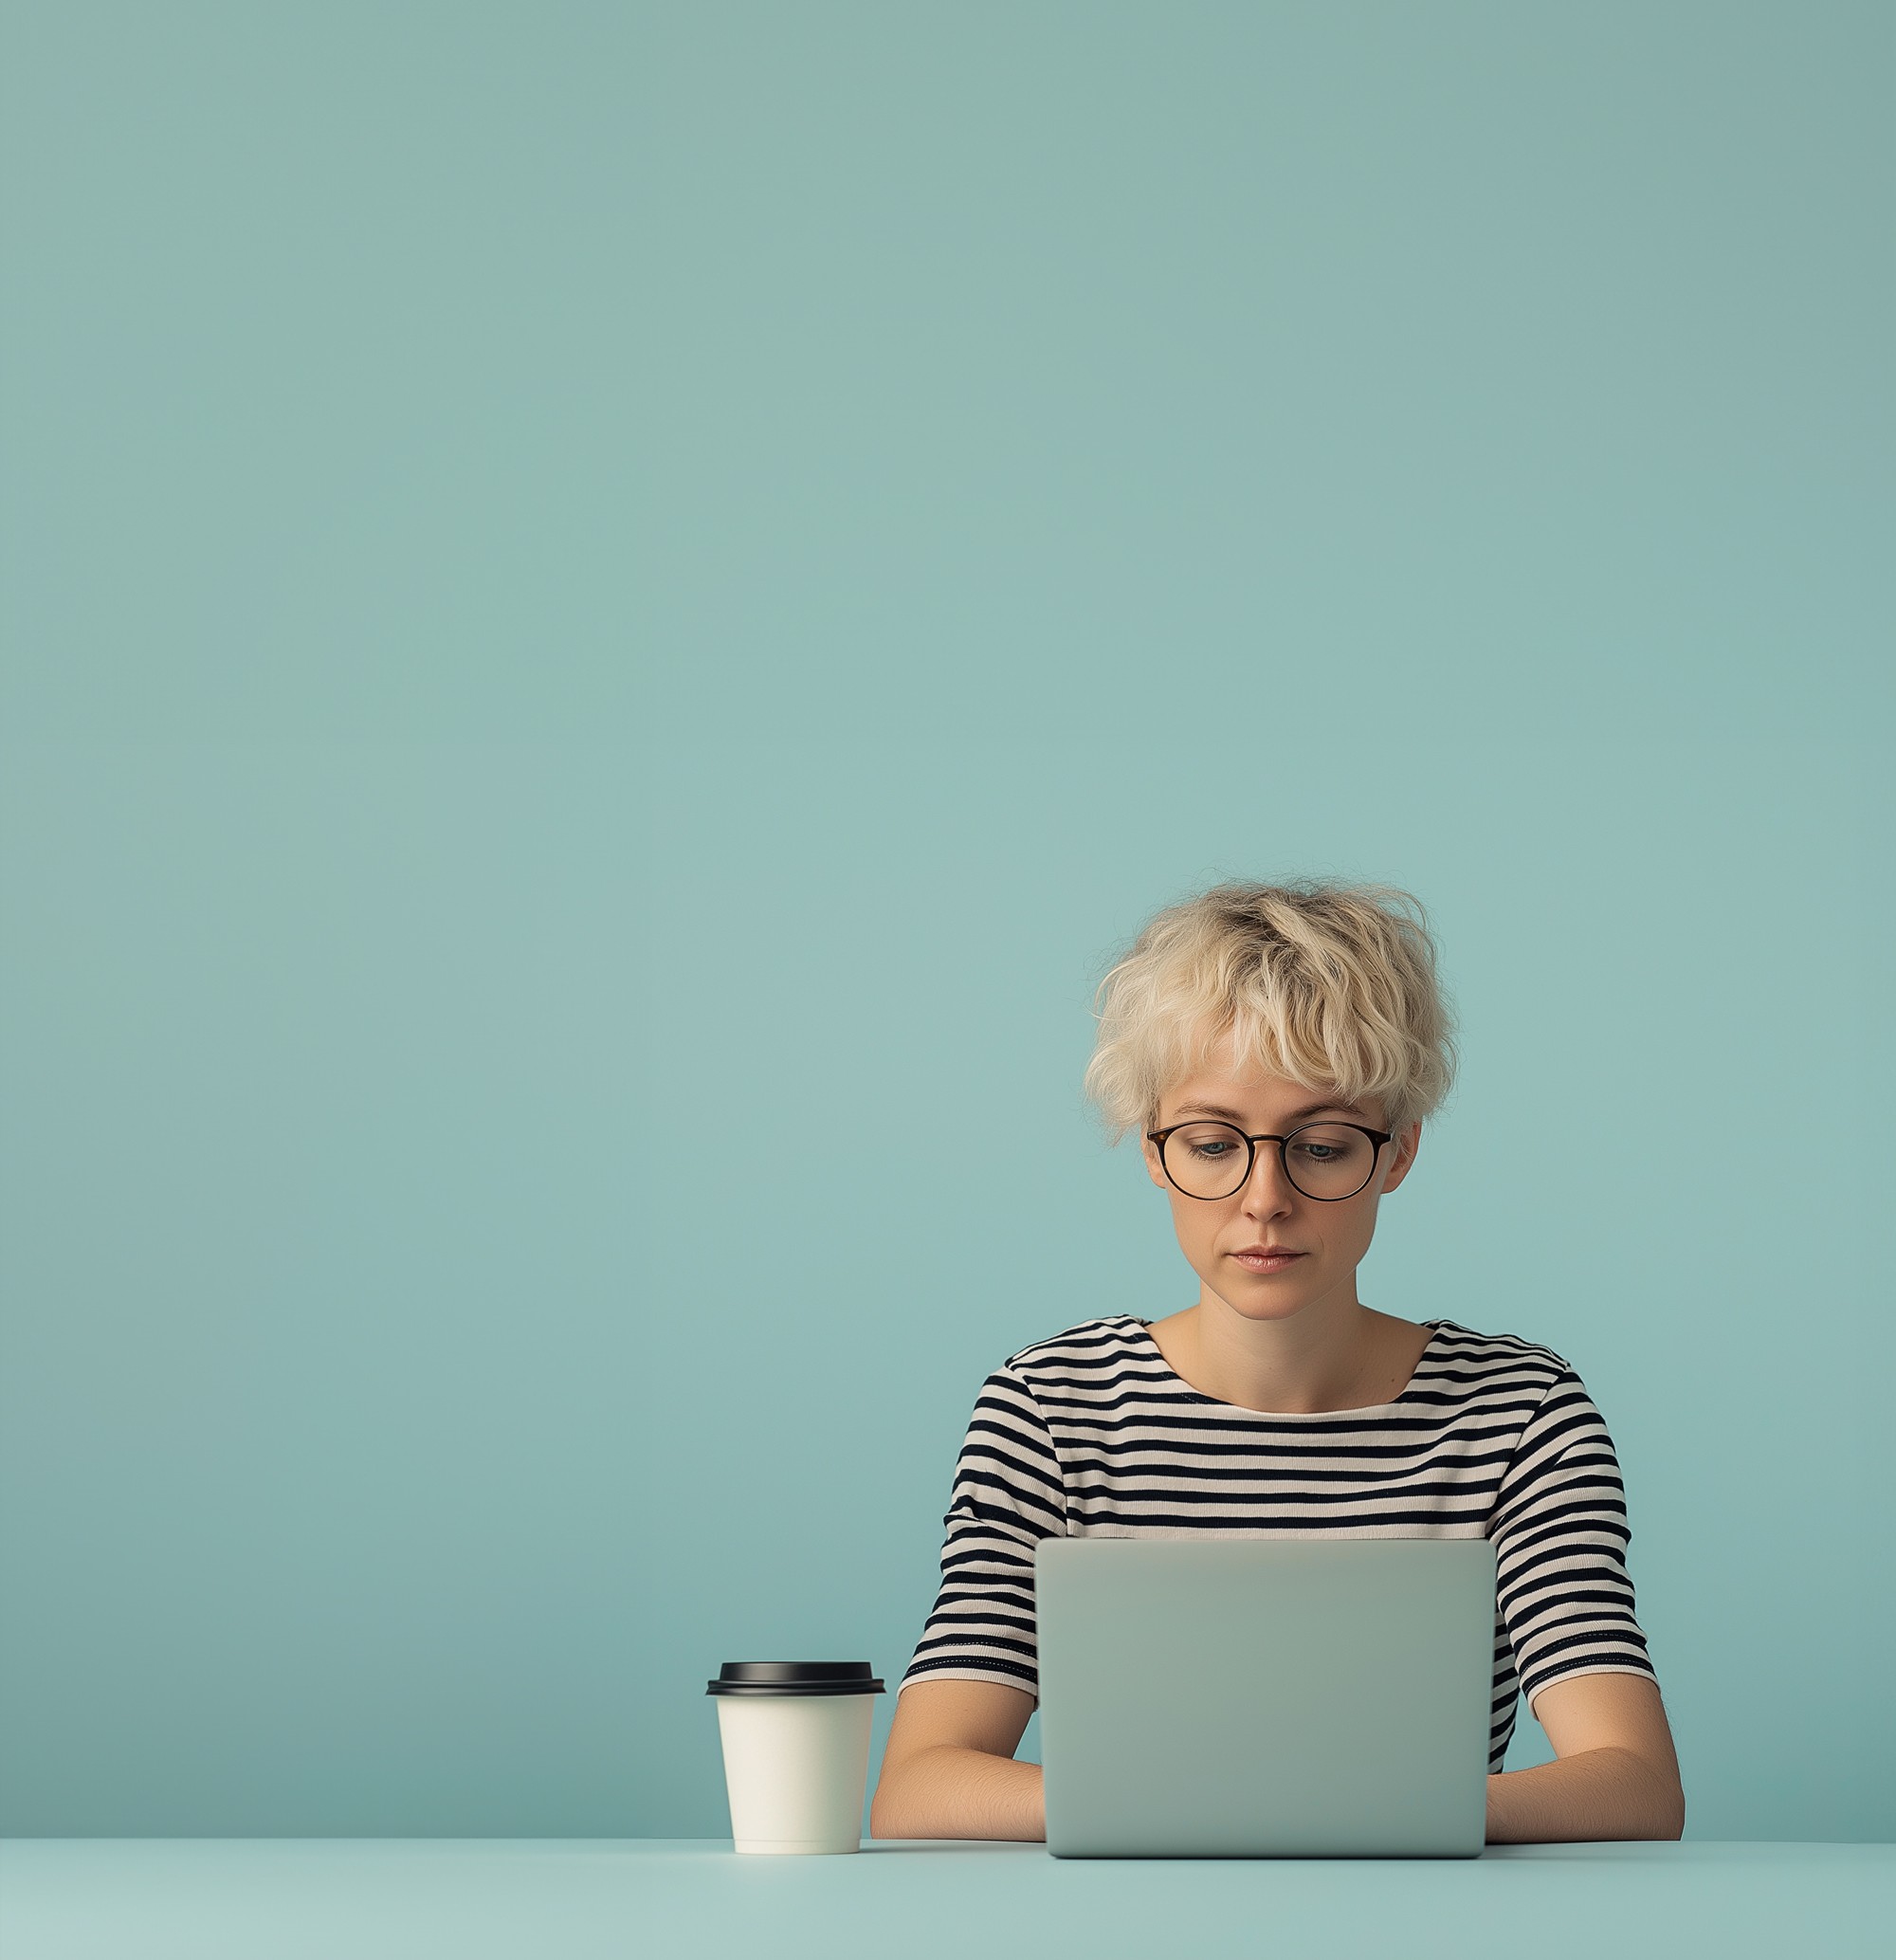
[{"xmin": 1187, "ymin": 1141, "xmax": 1235, "ymax": 1159}]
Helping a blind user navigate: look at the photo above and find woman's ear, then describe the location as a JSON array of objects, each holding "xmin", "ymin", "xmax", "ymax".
[
  {"xmin": 1141, "ymin": 1131, "xmax": 1170, "ymax": 1190},
  {"xmin": 1380, "ymin": 1122, "xmax": 1423, "ymax": 1194}
]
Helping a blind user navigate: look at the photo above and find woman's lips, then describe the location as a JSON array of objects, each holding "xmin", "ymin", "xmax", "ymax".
[{"xmin": 1231, "ymin": 1249, "xmax": 1305, "ymax": 1273}]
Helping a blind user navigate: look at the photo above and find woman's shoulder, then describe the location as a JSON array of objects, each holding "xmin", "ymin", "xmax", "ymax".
[
  {"xmin": 1417, "ymin": 1316, "xmax": 1577, "ymax": 1383},
  {"xmin": 997, "ymin": 1314, "xmax": 1158, "ymax": 1382}
]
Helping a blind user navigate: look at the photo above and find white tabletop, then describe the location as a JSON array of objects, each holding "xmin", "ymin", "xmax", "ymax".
[{"xmin": 3, "ymin": 1838, "xmax": 1890, "ymax": 1960}]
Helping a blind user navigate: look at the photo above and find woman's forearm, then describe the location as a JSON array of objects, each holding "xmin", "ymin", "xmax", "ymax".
[
  {"xmin": 874, "ymin": 1739, "xmax": 1682, "ymax": 1847},
  {"xmin": 1486, "ymin": 1747, "xmax": 1686, "ymax": 1843},
  {"xmin": 869, "ymin": 1747, "xmax": 1046, "ymax": 1841}
]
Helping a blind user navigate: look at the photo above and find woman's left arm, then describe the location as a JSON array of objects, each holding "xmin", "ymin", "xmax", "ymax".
[{"xmin": 1486, "ymin": 1672, "xmax": 1686, "ymax": 1842}]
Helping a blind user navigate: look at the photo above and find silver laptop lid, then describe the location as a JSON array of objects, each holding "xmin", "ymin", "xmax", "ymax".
[{"xmin": 1035, "ymin": 1538, "xmax": 1496, "ymax": 1859}]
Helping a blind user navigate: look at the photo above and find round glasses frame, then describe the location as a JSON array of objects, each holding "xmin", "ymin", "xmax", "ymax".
[{"xmin": 1145, "ymin": 1120, "xmax": 1395, "ymax": 1202}]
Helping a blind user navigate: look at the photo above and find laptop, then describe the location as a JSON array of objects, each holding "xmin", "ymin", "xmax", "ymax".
[{"xmin": 1034, "ymin": 1537, "xmax": 1496, "ymax": 1858}]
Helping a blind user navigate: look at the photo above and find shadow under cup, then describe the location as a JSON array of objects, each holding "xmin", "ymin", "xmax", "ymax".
[{"xmin": 706, "ymin": 1661, "xmax": 886, "ymax": 1854}]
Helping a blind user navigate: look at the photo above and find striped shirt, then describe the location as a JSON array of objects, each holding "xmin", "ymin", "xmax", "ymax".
[{"xmin": 902, "ymin": 1315, "xmax": 1656, "ymax": 1770}]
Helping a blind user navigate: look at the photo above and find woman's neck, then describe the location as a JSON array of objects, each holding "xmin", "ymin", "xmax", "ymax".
[{"xmin": 1145, "ymin": 1295, "xmax": 1430, "ymax": 1415}]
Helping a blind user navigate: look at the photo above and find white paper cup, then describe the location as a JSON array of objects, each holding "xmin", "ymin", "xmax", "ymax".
[{"xmin": 707, "ymin": 1662, "xmax": 884, "ymax": 1855}]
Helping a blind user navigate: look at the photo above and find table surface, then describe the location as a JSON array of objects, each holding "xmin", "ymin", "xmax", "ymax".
[{"xmin": 3, "ymin": 1840, "xmax": 1890, "ymax": 1960}]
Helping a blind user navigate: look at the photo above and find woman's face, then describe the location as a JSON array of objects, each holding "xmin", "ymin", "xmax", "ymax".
[{"xmin": 1140, "ymin": 1048, "xmax": 1421, "ymax": 1326}]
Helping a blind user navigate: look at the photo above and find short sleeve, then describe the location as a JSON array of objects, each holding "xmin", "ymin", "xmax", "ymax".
[
  {"xmin": 1491, "ymin": 1365, "xmax": 1658, "ymax": 1711},
  {"xmin": 899, "ymin": 1365, "xmax": 1067, "ymax": 1696}
]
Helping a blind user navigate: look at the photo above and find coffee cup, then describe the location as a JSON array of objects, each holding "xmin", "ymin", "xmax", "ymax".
[{"xmin": 706, "ymin": 1661, "xmax": 885, "ymax": 1854}]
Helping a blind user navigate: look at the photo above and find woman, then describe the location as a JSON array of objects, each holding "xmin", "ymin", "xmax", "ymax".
[{"xmin": 871, "ymin": 880, "xmax": 1684, "ymax": 1844}]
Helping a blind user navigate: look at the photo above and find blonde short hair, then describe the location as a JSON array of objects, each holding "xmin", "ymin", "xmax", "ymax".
[{"xmin": 1084, "ymin": 880, "xmax": 1457, "ymax": 1143}]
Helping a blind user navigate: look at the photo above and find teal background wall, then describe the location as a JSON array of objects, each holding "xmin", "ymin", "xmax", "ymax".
[{"xmin": 2, "ymin": 3, "xmax": 1889, "ymax": 1840}]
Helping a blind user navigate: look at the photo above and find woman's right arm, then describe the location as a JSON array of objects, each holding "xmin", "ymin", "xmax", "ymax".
[{"xmin": 869, "ymin": 1677, "xmax": 1045, "ymax": 1841}]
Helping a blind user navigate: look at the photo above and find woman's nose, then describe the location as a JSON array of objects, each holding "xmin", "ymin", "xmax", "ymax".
[{"xmin": 1241, "ymin": 1146, "xmax": 1296, "ymax": 1213}]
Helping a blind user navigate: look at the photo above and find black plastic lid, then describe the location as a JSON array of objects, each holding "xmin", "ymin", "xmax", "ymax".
[{"xmin": 705, "ymin": 1660, "xmax": 885, "ymax": 1697}]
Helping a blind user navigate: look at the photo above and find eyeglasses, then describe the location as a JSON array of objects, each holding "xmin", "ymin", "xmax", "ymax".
[{"xmin": 1145, "ymin": 1119, "xmax": 1394, "ymax": 1202}]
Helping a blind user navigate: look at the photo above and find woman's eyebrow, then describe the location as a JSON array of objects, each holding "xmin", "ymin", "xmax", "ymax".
[
  {"xmin": 1284, "ymin": 1100, "xmax": 1368, "ymax": 1123},
  {"xmin": 1171, "ymin": 1099, "xmax": 1366, "ymax": 1125}
]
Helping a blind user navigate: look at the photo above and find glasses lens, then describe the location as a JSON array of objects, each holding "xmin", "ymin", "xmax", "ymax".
[
  {"xmin": 1162, "ymin": 1122, "xmax": 1252, "ymax": 1199},
  {"xmin": 1283, "ymin": 1124, "xmax": 1376, "ymax": 1200}
]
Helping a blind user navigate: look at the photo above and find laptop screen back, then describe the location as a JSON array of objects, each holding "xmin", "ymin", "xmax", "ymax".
[{"xmin": 1035, "ymin": 1537, "xmax": 1496, "ymax": 1858}]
